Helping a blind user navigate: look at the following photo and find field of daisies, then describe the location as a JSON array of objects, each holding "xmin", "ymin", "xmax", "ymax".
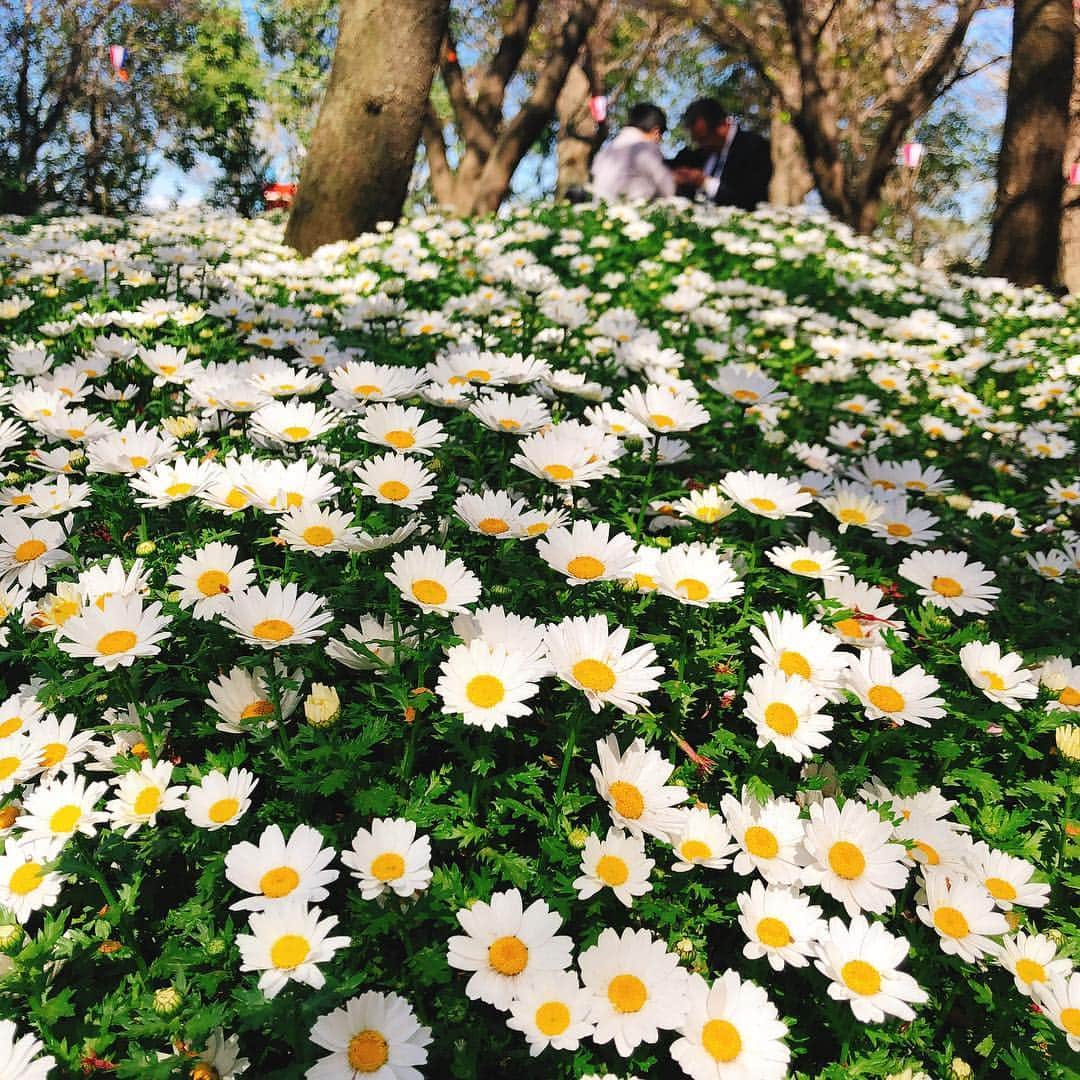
[{"xmin": 0, "ymin": 197, "xmax": 1075, "ymax": 1080}]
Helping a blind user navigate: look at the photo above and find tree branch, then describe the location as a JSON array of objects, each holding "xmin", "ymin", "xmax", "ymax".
[
  {"xmin": 439, "ymin": 27, "xmax": 495, "ymax": 155},
  {"xmin": 474, "ymin": 0, "xmax": 541, "ymax": 128}
]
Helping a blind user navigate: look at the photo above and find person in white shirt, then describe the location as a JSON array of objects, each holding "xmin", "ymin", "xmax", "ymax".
[{"xmin": 590, "ymin": 103, "xmax": 676, "ymax": 203}]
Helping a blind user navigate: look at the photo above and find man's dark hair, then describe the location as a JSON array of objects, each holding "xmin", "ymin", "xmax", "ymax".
[
  {"xmin": 682, "ymin": 98, "xmax": 728, "ymax": 130},
  {"xmin": 627, "ymin": 102, "xmax": 667, "ymax": 134}
]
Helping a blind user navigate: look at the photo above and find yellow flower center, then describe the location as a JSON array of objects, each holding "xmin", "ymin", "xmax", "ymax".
[
  {"xmin": 497, "ymin": 418, "xmax": 520, "ymax": 431},
  {"xmin": 240, "ymin": 700, "xmax": 275, "ymax": 720},
  {"xmin": 868, "ymin": 685, "xmax": 905, "ymax": 713},
  {"xmin": 465, "ymin": 369, "xmax": 490, "ymax": 382},
  {"xmin": 371, "ymin": 852, "xmax": 405, "ymax": 881},
  {"xmin": 378, "ymin": 480, "xmax": 410, "ymax": 501},
  {"xmin": 748, "ymin": 497, "xmax": 777, "ymax": 513},
  {"xmin": 283, "ymin": 426, "xmax": 310, "ymax": 441},
  {"xmin": 347, "ymin": 1030, "xmax": 388, "ymax": 1073},
  {"xmin": 933, "ymin": 905, "xmax": 970, "ymax": 938},
  {"xmin": 573, "ymin": 658, "xmax": 615, "ymax": 692},
  {"xmin": 839, "ymin": 508, "xmax": 868, "ymax": 525},
  {"xmin": 701, "ymin": 1018, "xmax": 742, "ymax": 1062},
  {"xmin": 208, "ymin": 798, "xmax": 240, "ymax": 823},
  {"xmin": 596, "ymin": 854, "xmax": 629, "ymax": 886},
  {"xmin": 1015, "ymin": 958, "xmax": 1046, "ymax": 985},
  {"xmin": 695, "ymin": 506, "xmax": 725, "ymax": 523},
  {"xmin": 608, "ymin": 780, "xmax": 645, "ymax": 820},
  {"xmin": 165, "ymin": 482, "xmax": 193, "ymax": 497},
  {"xmin": 0, "ymin": 716, "xmax": 18, "ymax": 738},
  {"xmin": 535, "ymin": 1001, "xmax": 571, "ymax": 1037},
  {"xmin": 979, "ymin": 670, "xmax": 1006, "ymax": 692},
  {"xmin": 649, "ymin": 412, "xmax": 675, "ymax": 429},
  {"xmin": 260, "ymin": 865, "xmax": 300, "ymax": 898},
  {"xmin": 607, "ymin": 973, "xmax": 647, "ymax": 1013},
  {"xmin": 0, "ymin": 756, "xmax": 20, "ymax": 780},
  {"xmin": 270, "ymin": 933, "xmax": 309, "ymax": 969},
  {"xmin": 13, "ymin": 539, "xmax": 46, "ymax": 562},
  {"xmin": 384, "ymin": 429, "xmax": 415, "ymax": 450},
  {"xmin": 566, "ymin": 555, "xmax": 604, "ymax": 580},
  {"xmin": 97, "ymin": 630, "xmax": 137, "ymax": 656},
  {"xmin": 488, "ymin": 935, "xmax": 528, "ymax": 975},
  {"xmin": 465, "ymin": 674, "xmax": 505, "ymax": 709},
  {"xmin": 733, "ymin": 389, "xmax": 758, "ymax": 402},
  {"xmin": 828, "ymin": 841, "xmax": 866, "ymax": 880},
  {"xmin": 225, "ymin": 488, "xmax": 249, "ymax": 509},
  {"xmin": 133, "ymin": 786, "xmax": 161, "ymax": 816},
  {"xmin": 680, "ymin": 839, "xmax": 712, "ymax": 863},
  {"xmin": 1058, "ymin": 1007, "xmax": 1080, "ymax": 1036},
  {"xmin": 764, "ymin": 702, "xmax": 798, "ymax": 736},
  {"xmin": 1059, "ymin": 687, "xmax": 1080, "ymax": 707},
  {"xmin": 932, "ymin": 576, "xmax": 963, "ymax": 597},
  {"xmin": 9, "ymin": 494, "xmax": 31, "ymax": 506},
  {"xmin": 478, "ymin": 517, "xmax": 509, "ymax": 535},
  {"xmin": 676, "ymin": 577, "xmax": 709, "ymax": 601},
  {"xmin": 841, "ymin": 959, "xmax": 881, "ymax": 996},
  {"xmin": 790, "ymin": 558, "xmax": 821, "ymax": 574},
  {"xmin": 744, "ymin": 825, "xmax": 779, "ymax": 859},
  {"xmin": 301, "ymin": 525, "xmax": 335, "ymax": 547},
  {"xmin": 129, "ymin": 456, "xmax": 149, "ymax": 470},
  {"xmin": 196, "ymin": 569, "xmax": 230, "ymax": 597},
  {"xmin": 834, "ymin": 617, "xmax": 864, "ymax": 638},
  {"xmin": 353, "ymin": 384, "xmax": 381, "ymax": 397},
  {"xmin": 778, "ymin": 650, "xmax": 811, "ymax": 679},
  {"xmin": 543, "ymin": 463, "xmax": 574, "ymax": 481},
  {"xmin": 887, "ymin": 523, "xmax": 912, "ymax": 537},
  {"xmin": 411, "ymin": 579, "xmax": 447, "ymax": 606},
  {"xmin": 49, "ymin": 805, "xmax": 81, "ymax": 833},
  {"xmin": 39, "ymin": 743, "xmax": 66, "ymax": 767},
  {"xmin": 756, "ymin": 917, "xmax": 792, "ymax": 948},
  {"xmin": 8, "ymin": 861, "xmax": 43, "ymax": 895},
  {"xmin": 914, "ymin": 840, "xmax": 940, "ymax": 865},
  {"xmin": 984, "ymin": 876, "xmax": 1016, "ymax": 901},
  {"xmin": 252, "ymin": 619, "xmax": 294, "ymax": 642}
]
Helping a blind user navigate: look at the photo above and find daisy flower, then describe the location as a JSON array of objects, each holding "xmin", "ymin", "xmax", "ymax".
[
  {"xmin": 225, "ymin": 823, "xmax": 339, "ymax": 911},
  {"xmin": 815, "ymin": 574, "xmax": 905, "ymax": 649},
  {"xmin": 277, "ymin": 504, "xmax": 359, "ymax": 557},
  {"xmin": 505, "ymin": 970, "xmax": 595, "ymax": 1057},
  {"xmin": 249, "ymin": 400, "xmax": 340, "ymax": 445},
  {"xmin": 237, "ymin": 901, "xmax": 349, "ymax": 999},
  {"xmin": 307, "ymin": 990, "xmax": 432, "ymax": 1079},
  {"xmin": 130, "ymin": 456, "xmax": 219, "ymax": 508},
  {"xmin": 578, "ymin": 926, "xmax": 689, "ymax": 1057},
  {"xmin": 357, "ymin": 402, "xmax": 446, "ymax": 455},
  {"xmin": 545, "ymin": 615, "xmax": 664, "ymax": 715},
  {"xmin": 721, "ymin": 790, "xmax": 806, "ymax": 886},
  {"xmin": 470, "ymin": 391, "xmax": 552, "ymax": 435},
  {"xmin": 326, "ymin": 615, "xmax": 414, "ymax": 672},
  {"xmin": 218, "ymin": 581, "xmax": 333, "ymax": 649},
  {"xmin": 743, "ymin": 669, "xmax": 833, "ymax": 762},
  {"xmin": 0, "ymin": 735, "xmax": 40, "ymax": 796},
  {"xmin": 186, "ymin": 1027, "xmax": 249, "ymax": 1079},
  {"xmin": 184, "ymin": 767, "xmax": 258, "ymax": 831},
  {"xmin": 749, "ymin": 609, "xmax": 850, "ymax": 699},
  {"xmin": 898, "ymin": 549, "xmax": 1000, "ymax": 615},
  {"xmin": 654, "ymin": 544, "xmax": 743, "ymax": 606},
  {"xmin": 31, "ymin": 712, "xmax": 101, "ymax": 777},
  {"xmin": 965, "ymin": 840, "xmax": 1050, "ymax": 910},
  {"xmin": 958, "ymin": 641, "xmax": 1039, "ymax": 711},
  {"xmin": 106, "ymin": 759, "xmax": 186, "ymax": 837},
  {"xmin": 916, "ymin": 869, "xmax": 1009, "ymax": 962},
  {"xmin": 328, "ymin": 359, "xmax": 427, "ymax": 404},
  {"xmin": 893, "ymin": 812, "xmax": 970, "ymax": 875},
  {"xmin": 387, "ymin": 545, "xmax": 481, "ymax": 616},
  {"xmin": 801, "ymin": 798, "xmax": 909, "ymax": 917},
  {"xmin": 766, "ymin": 539, "xmax": 849, "ymax": 581},
  {"xmin": 536, "ymin": 520, "xmax": 637, "ymax": 585},
  {"xmin": 845, "ymin": 648, "xmax": 945, "ymax": 728},
  {"xmin": 868, "ymin": 498, "xmax": 941, "ymax": 546},
  {"xmin": 818, "ymin": 483, "xmax": 885, "ymax": 534},
  {"xmin": 453, "ymin": 489, "xmax": 529, "ymax": 539},
  {"xmin": 0, "ymin": 513, "xmax": 69, "ymax": 589},
  {"xmin": 672, "ymin": 486, "xmax": 735, "ymax": 525},
  {"xmin": 0, "ymin": 1019, "xmax": 56, "ymax": 1079},
  {"xmin": 620, "ymin": 384, "xmax": 710, "ymax": 433},
  {"xmin": 998, "ymin": 932, "xmax": 1073, "ymax": 998},
  {"xmin": 670, "ymin": 969, "xmax": 790, "ymax": 1080},
  {"xmin": 0, "ymin": 836, "xmax": 65, "ymax": 923},
  {"xmin": 511, "ymin": 426, "xmax": 616, "ymax": 489},
  {"xmin": 1027, "ymin": 549, "xmax": 1072, "ymax": 582},
  {"xmin": 446, "ymin": 888, "xmax": 573, "ymax": 1010},
  {"xmin": 737, "ymin": 879, "xmax": 825, "ymax": 971},
  {"xmin": 205, "ymin": 661, "xmax": 303, "ymax": 734},
  {"xmin": 341, "ymin": 817, "xmax": 432, "ymax": 900},
  {"xmin": 572, "ymin": 827, "xmax": 654, "ymax": 907},
  {"xmin": 1035, "ymin": 972, "xmax": 1080, "ymax": 1050},
  {"xmin": 452, "ymin": 605, "xmax": 551, "ymax": 679},
  {"xmin": 354, "ymin": 452, "xmax": 438, "ymax": 509},
  {"xmin": 718, "ymin": 470, "xmax": 813, "ymax": 520},
  {"xmin": 436, "ymin": 639, "xmax": 540, "ymax": 730},
  {"xmin": 813, "ymin": 914, "xmax": 927, "ymax": 1023},
  {"xmin": 589, "ymin": 734, "xmax": 688, "ymax": 841},
  {"xmin": 15, "ymin": 772, "xmax": 108, "ymax": 845},
  {"xmin": 167, "ymin": 542, "xmax": 256, "ymax": 619},
  {"xmin": 57, "ymin": 594, "xmax": 171, "ymax": 670},
  {"xmin": 668, "ymin": 807, "xmax": 738, "ymax": 872}
]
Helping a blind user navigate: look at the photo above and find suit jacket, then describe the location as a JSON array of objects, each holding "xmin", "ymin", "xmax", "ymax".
[{"xmin": 671, "ymin": 128, "xmax": 773, "ymax": 210}]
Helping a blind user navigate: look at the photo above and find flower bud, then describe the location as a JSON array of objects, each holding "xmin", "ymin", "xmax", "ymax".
[
  {"xmin": 567, "ymin": 828, "xmax": 588, "ymax": 850},
  {"xmin": 304, "ymin": 684, "xmax": 340, "ymax": 728},
  {"xmin": 1055, "ymin": 724, "xmax": 1080, "ymax": 763},
  {"xmin": 949, "ymin": 1058, "xmax": 973, "ymax": 1080},
  {"xmin": 135, "ymin": 540, "xmax": 156, "ymax": 556},
  {"xmin": 152, "ymin": 986, "xmax": 183, "ymax": 1015}
]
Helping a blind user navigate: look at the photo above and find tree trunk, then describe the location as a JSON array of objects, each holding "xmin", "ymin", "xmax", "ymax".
[
  {"xmin": 986, "ymin": 0, "xmax": 1073, "ymax": 285},
  {"xmin": 555, "ymin": 60, "xmax": 600, "ymax": 197},
  {"xmin": 285, "ymin": 0, "xmax": 450, "ymax": 255},
  {"xmin": 768, "ymin": 95, "xmax": 812, "ymax": 206},
  {"xmin": 1059, "ymin": 17, "xmax": 1080, "ymax": 291}
]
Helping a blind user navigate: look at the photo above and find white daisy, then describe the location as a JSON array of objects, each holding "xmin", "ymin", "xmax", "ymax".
[
  {"xmin": 572, "ymin": 827, "xmax": 654, "ymax": 907},
  {"xmin": 504, "ymin": 971, "xmax": 595, "ymax": 1056},
  {"xmin": 224, "ymin": 823, "xmax": 339, "ymax": 911},
  {"xmin": 589, "ymin": 734, "xmax": 688, "ymax": 841},
  {"xmin": 737, "ymin": 879, "xmax": 825, "ymax": 972},
  {"xmin": 340, "ymin": 817, "xmax": 432, "ymax": 900},
  {"xmin": 916, "ymin": 869, "xmax": 1009, "ymax": 963},
  {"xmin": 218, "ymin": 581, "xmax": 333, "ymax": 649},
  {"xmin": 184, "ymin": 768, "xmax": 258, "ymax": 831}
]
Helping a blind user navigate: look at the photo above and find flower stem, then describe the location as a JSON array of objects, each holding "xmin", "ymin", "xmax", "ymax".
[{"xmin": 634, "ymin": 434, "xmax": 660, "ymax": 539}]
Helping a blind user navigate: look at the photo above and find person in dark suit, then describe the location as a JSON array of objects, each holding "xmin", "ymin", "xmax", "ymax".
[{"xmin": 670, "ymin": 98, "xmax": 773, "ymax": 210}]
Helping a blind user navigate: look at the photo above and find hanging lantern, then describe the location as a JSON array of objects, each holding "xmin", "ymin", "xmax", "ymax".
[
  {"xmin": 901, "ymin": 142, "xmax": 924, "ymax": 168},
  {"xmin": 108, "ymin": 44, "xmax": 129, "ymax": 81},
  {"xmin": 1069, "ymin": 162, "xmax": 1080, "ymax": 186},
  {"xmin": 588, "ymin": 95, "xmax": 608, "ymax": 124}
]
